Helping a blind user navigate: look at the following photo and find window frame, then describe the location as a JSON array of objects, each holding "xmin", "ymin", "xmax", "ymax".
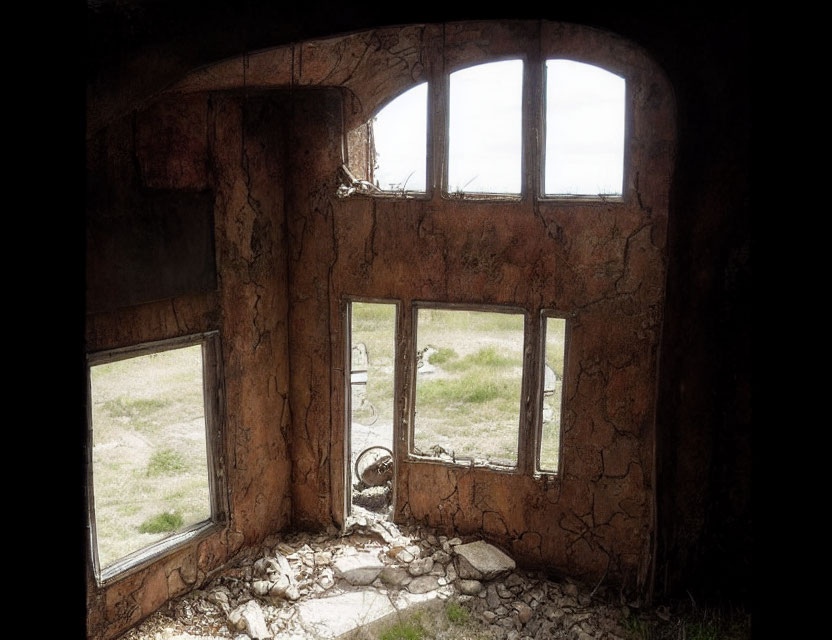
[
  {"xmin": 407, "ymin": 301, "xmax": 531, "ymax": 472},
  {"xmin": 534, "ymin": 310, "xmax": 572, "ymax": 476},
  {"xmin": 342, "ymin": 296, "xmax": 402, "ymax": 521},
  {"xmin": 86, "ymin": 331, "xmax": 227, "ymax": 586}
]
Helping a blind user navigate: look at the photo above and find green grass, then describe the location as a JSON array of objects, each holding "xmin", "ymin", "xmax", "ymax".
[
  {"xmin": 622, "ymin": 605, "xmax": 751, "ymax": 640},
  {"xmin": 446, "ymin": 601, "xmax": 469, "ymax": 625},
  {"xmin": 624, "ymin": 614, "xmax": 652, "ymax": 640},
  {"xmin": 146, "ymin": 448, "xmax": 188, "ymax": 476},
  {"xmin": 427, "ymin": 347, "xmax": 458, "ymax": 365},
  {"xmin": 379, "ymin": 619, "xmax": 426, "ymax": 640},
  {"xmin": 138, "ymin": 511, "xmax": 184, "ymax": 534},
  {"xmin": 444, "ymin": 346, "xmax": 520, "ymax": 371},
  {"xmin": 684, "ymin": 621, "xmax": 719, "ymax": 640},
  {"xmin": 417, "ymin": 374, "xmax": 519, "ymax": 406},
  {"xmin": 90, "ymin": 343, "xmax": 212, "ymax": 568},
  {"xmin": 103, "ymin": 397, "xmax": 171, "ymax": 431}
]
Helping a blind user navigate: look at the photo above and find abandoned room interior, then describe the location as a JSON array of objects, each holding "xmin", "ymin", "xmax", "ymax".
[{"xmin": 84, "ymin": 4, "xmax": 751, "ymax": 639}]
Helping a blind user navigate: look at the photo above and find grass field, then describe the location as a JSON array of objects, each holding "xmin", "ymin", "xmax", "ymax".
[
  {"xmin": 413, "ymin": 308, "xmax": 525, "ymax": 465},
  {"xmin": 89, "ymin": 344, "xmax": 211, "ymax": 569},
  {"xmin": 350, "ymin": 304, "xmax": 566, "ymax": 469}
]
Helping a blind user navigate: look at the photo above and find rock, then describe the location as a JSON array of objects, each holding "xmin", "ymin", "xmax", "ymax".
[
  {"xmin": 314, "ymin": 551, "xmax": 332, "ymax": 565},
  {"xmin": 269, "ymin": 574, "xmax": 294, "ymax": 598},
  {"xmin": 506, "ymin": 631, "xmax": 521, "ymax": 640},
  {"xmin": 380, "ymin": 566, "xmax": 412, "ymax": 588},
  {"xmin": 252, "ymin": 581, "xmax": 271, "ymax": 597},
  {"xmin": 408, "ymin": 557, "xmax": 434, "ymax": 576},
  {"xmin": 333, "ymin": 552, "xmax": 384, "ymax": 585},
  {"xmin": 297, "ymin": 590, "xmax": 396, "ymax": 638},
  {"xmin": 319, "ymin": 574, "xmax": 334, "ymax": 590},
  {"xmin": 253, "ymin": 558, "xmax": 270, "ymax": 576},
  {"xmin": 505, "ymin": 573, "xmax": 525, "ymax": 588},
  {"xmin": 513, "ymin": 602, "xmax": 533, "ymax": 625},
  {"xmin": 483, "ymin": 611, "xmax": 497, "ymax": 623},
  {"xmin": 457, "ymin": 579, "xmax": 483, "ymax": 595},
  {"xmin": 407, "ymin": 575, "xmax": 440, "ymax": 594},
  {"xmin": 445, "ymin": 564, "xmax": 457, "ymax": 582},
  {"xmin": 486, "ymin": 584, "xmax": 502, "ymax": 609},
  {"xmin": 233, "ymin": 635, "xmax": 251, "ymax": 640},
  {"xmin": 228, "ymin": 601, "xmax": 270, "ymax": 640},
  {"xmin": 448, "ymin": 538, "xmax": 462, "ymax": 546},
  {"xmin": 564, "ymin": 583, "xmax": 579, "ymax": 597},
  {"xmin": 454, "ymin": 541, "xmax": 515, "ymax": 581},
  {"xmin": 432, "ymin": 550, "xmax": 451, "ymax": 564},
  {"xmin": 394, "ymin": 549, "xmax": 415, "ymax": 563},
  {"xmin": 426, "ymin": 534, "xmax": 438, "ymax": 546},
  {"xmin": 497, "ymin": 583, "xmax": 513, "ymax": 599},
  {"xmin": 207, "ymin": 589, "xmax": 231, "ymax": 613}
]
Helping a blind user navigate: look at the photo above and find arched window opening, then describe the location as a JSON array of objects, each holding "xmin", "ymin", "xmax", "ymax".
[
  {"xmin": 371, "ymin": 82, "xmax": 428, "ymax": 193},
  {"xmin": 447, "ymin": 59, "xmax": 523, "ymax": 195},
  {"xmin": 544, "ymin": 59, "xmax": 625, "ymax": 197}
]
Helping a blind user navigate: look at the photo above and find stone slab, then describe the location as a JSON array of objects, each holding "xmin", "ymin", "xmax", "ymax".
[{"xmin": 296, "ymin": 589, "xmax": 397, "ymax": 638}]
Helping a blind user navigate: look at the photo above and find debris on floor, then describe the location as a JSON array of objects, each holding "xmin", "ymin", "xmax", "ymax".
[{"xmin": 118, "ymin": 519, "xmax": 640, "ymax": 640}]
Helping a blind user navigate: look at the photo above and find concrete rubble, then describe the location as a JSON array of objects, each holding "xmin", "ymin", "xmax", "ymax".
[{"xmin": 119, "ymin": 519, "xmax": 637, "ymax": 640}]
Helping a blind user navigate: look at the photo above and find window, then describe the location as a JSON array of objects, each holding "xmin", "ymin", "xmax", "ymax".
[
  {"xmin": 447, "ymin": 59, "xmax": 523, "ymax": 195},
  {"xmin": 544, "ymin": 59, "xmax": 625, "ymax": 196},
  {"xmin": 539, "ymin": 314, "xmax": 568, "ymax": 472},
  {"xmin": 345, "ymin": 57, "xmax": 625, "ymax": 202},
  {"xmin": 372, "ymin": 83, "xmax": 428, "ymax": 193},
  {"xmin": 411, "ymin": 306, "xmax": 526, "ymax": 468},
  {"xmin": 86, "ymin": 333, "xmax": 225, "ymax": 583},
  {"xmin": 347, "ymin": 301, "xmax": 397, "ymax": 518}
]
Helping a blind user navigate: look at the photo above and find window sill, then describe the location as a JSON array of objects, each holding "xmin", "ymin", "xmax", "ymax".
[
  {"xmin": 406, "ymin": 452, "xmax": 519, "ymax": 474},
  {"xmin": 537, "ymin": 194, "xmax": 625, "ymax": 205},
  {"xmin": 95, "ymin": 519, "xmax": 224, "ymax": 587}
]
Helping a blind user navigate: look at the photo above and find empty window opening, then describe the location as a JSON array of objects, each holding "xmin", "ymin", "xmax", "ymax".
[
  {"xmin": 448, "ymin": 60, "xmax": 523, "ymax": 195},
  {"xmin": 372, "ymin": 83, "xmax": 428, "ymax": 193},
  {"xmin": 539, "ymin": 315, "xmax": 567, "ymax": 472},
  {"xmin": 412, "ymin": 307, "xmax": 525, "ymax": 467},
  {"xmin": 88, "ymin": 335, "xmax": 221, "ymax": 581},
  {"xmin": 544, "ymin": 60, "xmax": 625, "ymax": 196},
  {"xmin": 348, "ymin": 302, "xmax": 397, "ymax": 521}
]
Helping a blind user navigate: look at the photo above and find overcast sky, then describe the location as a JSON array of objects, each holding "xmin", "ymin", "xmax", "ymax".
[{"xmin": 371, "ymin": 59, "xmax": 624, "ymax": 196}]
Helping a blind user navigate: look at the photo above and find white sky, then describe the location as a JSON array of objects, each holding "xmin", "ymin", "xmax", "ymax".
[{"xmin": 371, "ymin": 59, "xmax": 625, "ymax": 196}]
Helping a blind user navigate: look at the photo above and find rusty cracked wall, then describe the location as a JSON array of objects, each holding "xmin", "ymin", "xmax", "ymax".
[
  {"xmin": 85, "ymin": 93, "xmax": 292, "ymax": 640},
  {"xmin": 279, "ymin": 22, "xmax": 675, "ymax": 597}
]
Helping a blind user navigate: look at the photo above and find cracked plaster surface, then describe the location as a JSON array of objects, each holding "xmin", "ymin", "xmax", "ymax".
[{"xmin": 87, "ymin": 20, "xmax": 675, "ymax": 640}]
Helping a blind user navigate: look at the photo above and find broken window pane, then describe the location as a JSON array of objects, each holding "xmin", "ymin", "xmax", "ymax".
[
  {"xmin": 372, "ymin": 82, "xmax": 427, "ymax": 192},
  {"xmin": 413, "ymin": 308, "xmax": 525, "ymax": 467},
  {"xmin": 544, "ymin": 59, "xmax": 625, "ymax": 196},
  {"xmin": 89, "ymin": 343, "xmax": 212, "ymax": 571},
  {"xmin": 540, "ymin": 316, "xmax": 567, "ymax": 472},
  {"xmin": 448, "ymin": 60, "xmax": 523, "ymax": 194}
]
